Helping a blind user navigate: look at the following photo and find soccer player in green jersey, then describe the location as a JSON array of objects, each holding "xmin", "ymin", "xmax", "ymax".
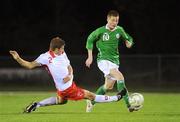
[{"xmin": 85, "ymin": 10, "xmax": 136, "ymax": 112}]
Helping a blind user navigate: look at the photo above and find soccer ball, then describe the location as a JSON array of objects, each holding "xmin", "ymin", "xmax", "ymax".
[{"xmin": 129, "ymin": 93, "xmax": 144, "ymax": 109}]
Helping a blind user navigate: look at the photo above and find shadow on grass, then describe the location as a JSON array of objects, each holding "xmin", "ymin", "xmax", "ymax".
[
  {"xmin": 0, "ymin": 111, "xmax": 125, "ymax": 115},
  {"xmin": 143, "ymin": 113, "xmax": 180, "ymax": 117}
]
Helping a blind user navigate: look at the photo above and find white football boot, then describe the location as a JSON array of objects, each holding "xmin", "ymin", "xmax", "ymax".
[{"xmin": 86, "ymin": 100, "xmax": 94, "ymax": 112}]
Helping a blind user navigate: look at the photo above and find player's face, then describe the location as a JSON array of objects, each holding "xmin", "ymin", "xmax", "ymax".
[
  {"xmin": 58, "ymin": 45, "xmax": 65, "ymax": 55},
  {"xmin": 107, "ymin": 16, "xmax": 119, "ymax": 30}
]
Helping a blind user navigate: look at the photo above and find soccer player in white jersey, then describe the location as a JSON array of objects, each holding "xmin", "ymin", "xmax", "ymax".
[{"xmin": 9, "ymin": 37, "xmax": 127, "ymax": 113}]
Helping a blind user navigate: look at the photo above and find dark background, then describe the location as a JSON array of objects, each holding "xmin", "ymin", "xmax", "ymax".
[
  {"xmin": 1, "ymin": 0, "xmax": 180, "ymax": 55},
  {"xmin": 1, "ymin": 0, "xmax": 180, "ymax": 92}
]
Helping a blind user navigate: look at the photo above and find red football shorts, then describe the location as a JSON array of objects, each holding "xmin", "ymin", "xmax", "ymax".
[{"xmin": 57, "ymin": 82, "xmax": 85, "ymax": 101}]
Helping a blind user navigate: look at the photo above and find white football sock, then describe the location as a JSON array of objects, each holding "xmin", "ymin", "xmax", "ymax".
[
  {"xmin": 94, "ymin": 95, "xmax": 118, "ymax": 103},
  {"xmin": 37, "ymin": 97, "xmax": 58, "ymax": 107}
]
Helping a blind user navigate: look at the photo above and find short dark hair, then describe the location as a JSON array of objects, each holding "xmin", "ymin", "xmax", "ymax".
[
  {"xmin": 107, "ymin": 10, "xmax": 119, "ymax": 17},
  {"xmin": 50, "ymin": 37, "xmax": 65, "ymax": 51}
]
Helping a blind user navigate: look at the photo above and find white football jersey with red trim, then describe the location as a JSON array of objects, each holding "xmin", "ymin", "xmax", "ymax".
[{"xmin": 35, "ymin": 51, "xmax": 73, "ymax": 91}]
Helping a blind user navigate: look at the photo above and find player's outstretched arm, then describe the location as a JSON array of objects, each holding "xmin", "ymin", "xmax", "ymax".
[{"xmin": 9, "ymin": 50, "xmax": 40, "ymax": 69}]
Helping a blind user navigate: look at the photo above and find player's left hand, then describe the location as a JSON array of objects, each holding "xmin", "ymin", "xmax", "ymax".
[
  {"xmin": 125, "ymin": 40, "xmax": 132, "ymax": 48},
  {"xmin": 63, "ymin": 75, "xmax": 72, "ymax": 83}
]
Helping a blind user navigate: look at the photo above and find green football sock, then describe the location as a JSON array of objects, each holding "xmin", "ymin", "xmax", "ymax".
[
  {"xmin": 91, "ymin": 85, "xmax": 107, "ymax": 105},
  {"xmin": 117, "ymin": 80, "xmax": 130, "ymax": 107}
]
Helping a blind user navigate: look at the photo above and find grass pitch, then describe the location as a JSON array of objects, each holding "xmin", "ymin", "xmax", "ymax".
[{"xmin": 0, "ymin": 92, "xmax": 180, "ymax": 122}]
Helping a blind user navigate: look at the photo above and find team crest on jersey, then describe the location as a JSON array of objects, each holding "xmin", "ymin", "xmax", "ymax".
[
  {"xmin": 103, "ymin": 33, "xmax": 109, "ymax": 41},
  {"xmin": 116, "ymin": 33, "xmax": 120, "ymax": 39}
]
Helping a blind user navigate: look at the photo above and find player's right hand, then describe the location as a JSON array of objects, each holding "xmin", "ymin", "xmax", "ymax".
[
  {"xmin": 9, "ymin": 50, "xmax": 20, "ymax": 60},
  {"xmin": 85, "ymin": 57, "xmax": 93, "ymax": 68}
]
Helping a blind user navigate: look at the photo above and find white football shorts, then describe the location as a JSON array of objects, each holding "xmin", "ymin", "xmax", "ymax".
[{"xmin": 97, "ymin": 60, "xmax": 119, "ymax": 80}]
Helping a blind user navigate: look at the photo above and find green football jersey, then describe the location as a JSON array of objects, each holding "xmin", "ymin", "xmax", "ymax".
[{"xmin": 86, "ymin": 25, "xmax": 133, "ymax": 65}]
